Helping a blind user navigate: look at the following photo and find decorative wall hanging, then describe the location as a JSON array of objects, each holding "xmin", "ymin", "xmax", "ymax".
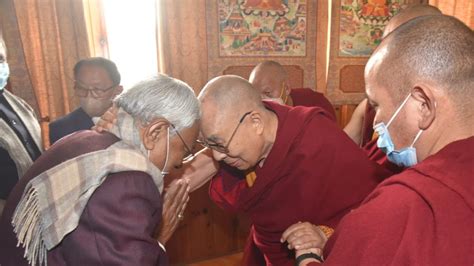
[
  {"xmin": 218, "ymin": 0, "xmax": 307, "ymax": 57},
  {"xmin": 339, "ymin": 0, "xmax": 407, "ymax": 57}
]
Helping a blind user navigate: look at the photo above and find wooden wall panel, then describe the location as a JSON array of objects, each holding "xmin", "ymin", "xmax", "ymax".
[
  {"xmin": 166, "ymin": 183, "xmax": 249, "ymax": 264},
  {"xmin": 333, "ymin": 104, "xmax": 358, "ymax": 128},
  {"xmin": 339, "ymin": 65, "xmax": 365, "ymax": 93}
]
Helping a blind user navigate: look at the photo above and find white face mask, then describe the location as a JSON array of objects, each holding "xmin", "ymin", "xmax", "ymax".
[
  {"xmin": 148, "ymin": 126, "xmax": 170, "ymax": 176},
  {"xmin": 0, "ymin": 62, "xmax": 10, "ymax": 90},
  {"xmin": 80, "ymin": 97, "xmax": 113, "ymax": 118}
]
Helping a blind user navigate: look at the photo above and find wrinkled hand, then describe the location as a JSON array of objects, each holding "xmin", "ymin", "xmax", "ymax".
[
  {"xmin": 91, "ymin": 105, "xmax": 118, "ymax": 132},
  {"xmin": 156, "ymin": 178, "xmax": 190, "ymax": 245},
  {"xmin": 281, "ymin": 222, "xmax": 328, "ymax": 251}
]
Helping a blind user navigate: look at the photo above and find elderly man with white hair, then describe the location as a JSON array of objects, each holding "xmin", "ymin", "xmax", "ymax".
[{"xmin": 0, "ymin": 74, "xmax": 200, "ymax": 266}]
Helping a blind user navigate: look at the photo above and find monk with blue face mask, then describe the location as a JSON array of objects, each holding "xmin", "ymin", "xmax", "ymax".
[{"xmin": 282, "ymin": 15, "xmax": 474, "ymax": 266}]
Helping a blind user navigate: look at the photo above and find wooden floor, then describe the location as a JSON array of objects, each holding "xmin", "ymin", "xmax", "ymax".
[{"xmin": 187, "ymin": 252, "xmax": 243, "ymax": 266}]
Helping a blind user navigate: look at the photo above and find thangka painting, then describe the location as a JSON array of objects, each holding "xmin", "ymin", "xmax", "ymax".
[
  {"xmin": 218, "ymin": 0, "xmax": 307, "ymax": 57},
  {"xmin": 339, "ymin": 0, "xmax": 408, "ymax": 57}
]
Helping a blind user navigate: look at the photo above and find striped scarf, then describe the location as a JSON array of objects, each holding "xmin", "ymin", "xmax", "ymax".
[
  {"xmin": 12, "ymin": 109, "xmax": 163, "ymax": 266},
  {"xmin": 0, "ymin": 89, "xmax": 42, "ymax": 180}
]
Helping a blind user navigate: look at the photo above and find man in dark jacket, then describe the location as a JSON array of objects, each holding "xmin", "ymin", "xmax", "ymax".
[{"xmin": 49, "ymin": 57, "xmax": 123, "ymax": 144}]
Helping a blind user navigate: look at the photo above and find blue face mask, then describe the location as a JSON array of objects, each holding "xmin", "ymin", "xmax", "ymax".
[
  {"xmin": 373, "ymin": 93, "xmax": 423, "ymax": 168},
  {"xmin": 0, "ymin": 62, "xmax": 9, "ymax": 90}
]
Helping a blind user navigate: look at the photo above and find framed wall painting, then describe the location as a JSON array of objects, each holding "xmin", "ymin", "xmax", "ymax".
[
  {"xmin": 338, "ymin": 0, "xmax": 408, "ymax": 57},
  {"xmin": 218, "ymin": 0, "xmax": 308, "ymax": 57}
]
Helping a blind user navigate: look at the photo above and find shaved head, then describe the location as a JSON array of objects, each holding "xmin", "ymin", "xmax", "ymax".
[
  {"xmin": 249, "ymin": 60, "xmax": 288, "ymax": 85},
  {"xmin": 383, "ymin": 4, "xmax": 442, "ymax": 38},
  {"xmin": 249, "ymin": 60, "xmax": 291, "ymax": 103},
  {"xmin": 199, "ymin": 75, "xmax": 265, "ymax": 124},
  {"xmin": 198, "ymin": 75, "xmax": 279, "ymax": 169},
  {"xmin": 368, "ymin": 15, "xmax": 474, "ymax": 117}
]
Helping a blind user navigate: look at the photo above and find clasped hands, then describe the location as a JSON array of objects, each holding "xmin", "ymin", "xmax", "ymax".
[
  {"xmin": 92, "ymin": 106, "xmax": 189, "ymax": 245},
  {"xmin": 281, "ymin": 222, "xmax": 329, "ymax": 265}
]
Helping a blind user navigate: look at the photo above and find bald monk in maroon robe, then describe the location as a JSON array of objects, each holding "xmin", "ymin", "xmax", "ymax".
[
  {"xmin": 249, "ymin": 60, "xmax": 336, "ymax": 121},
  {"xmin": 195, "ymin": 75, "xmax": 392, "ymax": 266},
  {"xmin": 282, "ymin": 15, "xmax": 474, "ymax": 265},
  {"xmin": 342, "ymin": 5, "xmax": 442, "ymax": 175},
  {"xmin": 344, "ymin": 4, "xmax": 442, "ymax": 147}
]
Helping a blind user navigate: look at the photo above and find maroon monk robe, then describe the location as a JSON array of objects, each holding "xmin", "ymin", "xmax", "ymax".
[
  {"xmin": 290, "ymin": 88, "xmax": 336, "ymax": 122},
  {"xmin": 363, "ymin": 138, "xmax": 403, "ymax": 175},
  {"xmin": 209, "ymin": 101, "xmax": 393, "ymax": 266},
  {"xmin": 313, "ymin": 137, "xmax": 474, "ymax": 265}
]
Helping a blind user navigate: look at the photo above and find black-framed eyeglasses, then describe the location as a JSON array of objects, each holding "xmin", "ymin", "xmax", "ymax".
[
  {"xmin": 170, "ymin": 124, "xmax": 195, "ymax": 162},
  {"xmin": 197, "ymin": 111, "xmax": 252, "ymax": 154},
  {"xmin": 74, "ymin": 80, "xmax": 117, "ymax": 99}
]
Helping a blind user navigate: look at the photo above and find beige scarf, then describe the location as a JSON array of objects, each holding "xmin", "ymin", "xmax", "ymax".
[
  {"xmin": 0, "ymin": 89, "xmax": 42, "ymax": 179},
  {"xmin": 12, "ymin": 109, "xmax": 163, "ymax": 266}
]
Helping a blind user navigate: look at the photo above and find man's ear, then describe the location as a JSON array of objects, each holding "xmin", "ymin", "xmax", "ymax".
[
  {"xmin": 411, "ymin": 85, "xmax": 436, "ymax": 130},
  {"xmin": 250, "ymin": 111, "xmax": 264, "ymax": 135},
  {"xmin": 283, "ymin": 81, "xmax": 291, "ymax": 95},
  {"xmin": 142, "ymin": 118, "xmax": 169, "ymax": 150},
  {"xmin": 114, "ymin": 85, "xmax": 124, "ymax": 96}
]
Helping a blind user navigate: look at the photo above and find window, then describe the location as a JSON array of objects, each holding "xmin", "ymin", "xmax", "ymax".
[{"xmin": 94, "ymin": 0, "xmax": 158, "ymax": 89}]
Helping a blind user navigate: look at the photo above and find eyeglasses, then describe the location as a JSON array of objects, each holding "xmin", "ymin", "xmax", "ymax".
[
  {"xmin": 170, "ymin": 124, "xmax": 195, "ymax": 162},
  {"xmin": 197, "ymin": 111, "xmax": 252, "ymax": 154},
  {"xmin": 74, "ymin": 81, "xmax": 117, "ymax": 99}
]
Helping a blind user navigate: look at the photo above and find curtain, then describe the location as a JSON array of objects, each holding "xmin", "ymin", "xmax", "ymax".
[
  {"xmin": 430, "ymin": 0, "xmax": 473, "ymax": 28},
  {"xmin": 156, "ymin": 0, "xmax": 208, "ymax": 94},
  {"xmin": 155, "ymin": 2, "xmax": 213, "ymax": 263},
  {"xmin": 0, "ymin": 0, "xmax": 90, "ymax": 148}
]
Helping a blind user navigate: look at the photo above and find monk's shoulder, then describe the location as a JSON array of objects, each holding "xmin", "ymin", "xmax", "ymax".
[
  {"xmin": 335, "ymin": 174, "xmax": 435, "ymax": 233},
  {"xmin": 369, "ymin": 180, "xmax": 425, "ymax": 206},
  {"xmin": 289, "ymin": 105, "xmax": 362, "ymax": 152},
  {"xmin": 289, "ymin": 105, "xmax": 339, "ymax": 133}
]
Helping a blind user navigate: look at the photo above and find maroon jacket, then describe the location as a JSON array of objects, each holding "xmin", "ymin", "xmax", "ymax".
[{"xmin": 0, "ymin": 130, "xmax": 167, "ymax": 266}]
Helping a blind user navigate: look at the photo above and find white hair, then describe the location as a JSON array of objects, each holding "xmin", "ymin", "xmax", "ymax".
[{"xmin": 115, "ymin": 74, "xmax": 200, "ymax": 133}]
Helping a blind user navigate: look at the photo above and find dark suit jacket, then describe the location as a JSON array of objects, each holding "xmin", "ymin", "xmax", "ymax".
[
  {"xmin": 49, "ymin": 107, "xmax": 94, "ymax": 144},
  {"xmin": 0, "ymin": 130, "xmax": 168, "ymax": 266}
]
